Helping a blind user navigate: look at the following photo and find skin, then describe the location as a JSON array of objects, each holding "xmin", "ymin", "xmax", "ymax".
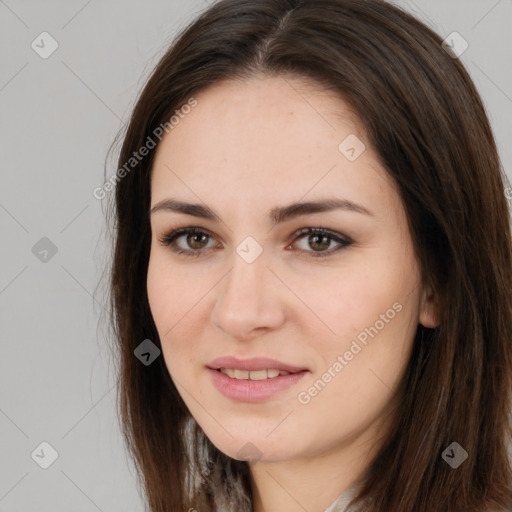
[{"xmin": 147, "ymin": 74, "xmax": 438, "ymax": 512}]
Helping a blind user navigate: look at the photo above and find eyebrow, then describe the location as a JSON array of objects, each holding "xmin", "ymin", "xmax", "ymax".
[{"xmin": 150, "ymin": 197, "xmax": 374, "ymax": 224}]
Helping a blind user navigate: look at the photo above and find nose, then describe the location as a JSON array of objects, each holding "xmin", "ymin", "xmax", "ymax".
[{"xmin": 210, "ymin": 250, "xmax": 286, "ymax": 340}]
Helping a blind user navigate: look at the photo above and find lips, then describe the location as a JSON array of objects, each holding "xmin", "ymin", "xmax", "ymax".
[
  {"xmin": 206, "ymin": 356, "xmax": 310, "ymax": 401},
  {"xmin": 207, "ymin": 356, "xmax": 308, "ymax": 374}
]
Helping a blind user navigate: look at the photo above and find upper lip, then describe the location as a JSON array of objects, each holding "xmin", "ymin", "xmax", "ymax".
[{"xmin": 207, "ymin": 356, "xmax": 308, "ymax": 374}]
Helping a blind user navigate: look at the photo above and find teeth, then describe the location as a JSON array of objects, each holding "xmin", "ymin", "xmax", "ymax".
[
  {"xmin": 249, "ymin": 369, "xmax": 268, "ymax": 380},
  {"xmin": 234, "ymin": 369, "xmax": 249, "ymax": 379},
  {"xmin": 219, "ymin": 368, "xmax": 289, "ymax": 380}
]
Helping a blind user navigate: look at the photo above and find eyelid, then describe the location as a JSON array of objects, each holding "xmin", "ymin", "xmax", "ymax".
[
  {"xmin": 289, "ymin": 227, "xmax": 352, "ymax": 255},
  {"xmin": 157, "ymin": 225, "xmax": 353, "ymax": 258}
]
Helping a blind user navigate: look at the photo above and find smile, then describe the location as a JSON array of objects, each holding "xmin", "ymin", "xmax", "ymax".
[
  {"xmin": 218, "ymin": 368, "xmax": 291, "ymax": 380},
  {"xmin": 208, "ymin": 367, "xmax": 308, "ymax": 402}
]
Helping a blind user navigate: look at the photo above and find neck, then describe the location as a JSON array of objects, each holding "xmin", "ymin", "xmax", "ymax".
[{"xmin": 249, "ymin": 427, "xmax": 386, "ymax": 512}]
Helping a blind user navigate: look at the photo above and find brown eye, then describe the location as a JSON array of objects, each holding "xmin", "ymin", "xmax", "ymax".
[
  {"xmin": 159, "ymin": 226, "xmax": 352, "ymax": 259},
  {"xmin": 186, "ymin": 232, "xmax": 210, "ymax": 250},
  {"xmin": 307, "ymin": 234, "xmax": 332, "ymax": 252},
  {"xmin": 159, "ymin": 227, "xmax": 218, "ymax": 257},
  {"xmin": 290, "ymin": 228, "xmax": 352, "ymax": 258}
]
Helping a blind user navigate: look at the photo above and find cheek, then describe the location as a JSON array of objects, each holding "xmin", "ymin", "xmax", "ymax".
[
  {"xmin": 147, "ymin": 256, "xmax": 192, "ymax": 362},
  {"xmin": 285, "ymin": 261, "xmax": 397, "ymax": 343},
  {"xmin": 292, "ymin": 254, "xmax": 420, "ymax": 385},
  {"xmin": 146, "ymin": 253, "xmax": 214, "ymax": 382},
  {"xmin": 296, "ymin": 297, "xmax": 418, "ymax": 446},
  {"xmin": 147, "ymin": 251, "xmax": 200, "ymax": 333},
  {"xmin": 147, "ymin": 257, "xmax": 175, "ymax": 330}
]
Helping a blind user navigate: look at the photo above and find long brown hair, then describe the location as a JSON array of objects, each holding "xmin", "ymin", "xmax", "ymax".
[{"xmin": 103, "ymin": 0, "xmax": 512, "ymax": 510}]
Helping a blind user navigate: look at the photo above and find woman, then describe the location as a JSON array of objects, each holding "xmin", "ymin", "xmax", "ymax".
[{"xmin": 105, "ymin": 0, "xmax": 512, "ymax": 510}]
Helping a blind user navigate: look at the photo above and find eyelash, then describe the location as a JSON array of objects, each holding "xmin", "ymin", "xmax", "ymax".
[{"xmin": 157, "ymin": 226, "xmax": 353, "ymax": 259}]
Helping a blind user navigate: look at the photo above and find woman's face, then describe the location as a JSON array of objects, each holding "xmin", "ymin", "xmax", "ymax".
[{"xmin": 147, "ymin": 75, "xmax": 436, "ymax": 465}]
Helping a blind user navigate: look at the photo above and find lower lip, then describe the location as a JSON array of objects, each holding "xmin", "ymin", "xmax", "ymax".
[{"xmin": 207, "ymin": 368, "xmax": 308, "ymax": 402}]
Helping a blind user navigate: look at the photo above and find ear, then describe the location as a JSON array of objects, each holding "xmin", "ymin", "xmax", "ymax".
[{"xmin": 419, "ymin": 284, "xmax": 439, "ymax": 328}]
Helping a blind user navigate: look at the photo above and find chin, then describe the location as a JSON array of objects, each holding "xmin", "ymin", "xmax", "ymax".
[{"xmin": 209, "ymin": 434, "xmax": 297, "ymax": 463}]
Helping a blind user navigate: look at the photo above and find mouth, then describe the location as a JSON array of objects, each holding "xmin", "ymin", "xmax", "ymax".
[
  {"xmin": 206, "ymin": 356, "xmax": 309, "ymax": 402},
  {"xmin": 214, "ymin": 367, "xmax": 294, "ymax": 380},
  {"xmin": 207, "ymin": 356, "xmax": 308, "ymax": 376}
]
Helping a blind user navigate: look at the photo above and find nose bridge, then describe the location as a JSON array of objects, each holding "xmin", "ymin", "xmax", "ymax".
[
  {"xmin": 211, "ymin": 244, "xmax": 284, "ymax": 336},
  {"xmin": 221, "ymin": 245, "xmax": 269, "ymax": 307}
]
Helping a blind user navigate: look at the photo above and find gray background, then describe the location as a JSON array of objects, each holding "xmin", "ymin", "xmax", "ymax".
[{"xmin": 0, "ymin": 0, "xmax": 511, "ymax": 510}]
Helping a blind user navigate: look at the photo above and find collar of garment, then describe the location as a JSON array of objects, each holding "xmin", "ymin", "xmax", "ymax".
[{"xmin": 324, "ymin": 481, "xmax": 360, "ymax": 512}]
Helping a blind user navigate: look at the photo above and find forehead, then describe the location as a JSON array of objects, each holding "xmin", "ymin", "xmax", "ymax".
[{"xmin": 150, "ymin": 75, "xmax": 397, "ymax": 216}]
